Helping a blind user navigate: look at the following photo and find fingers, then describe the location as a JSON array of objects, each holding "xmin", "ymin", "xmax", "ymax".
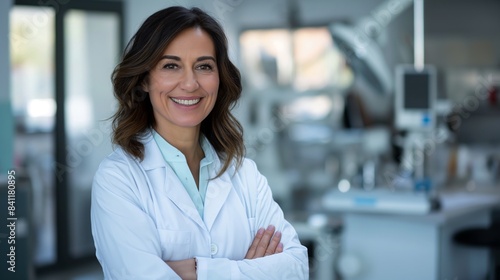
[
  {"xmin": 254, "ymin": 225, "xmax": 275, "ymax": 258},
  {"xmin": 276, "ymin": 242, "xmax": 284, "ymax": 253},
  {"xmin": 264, "ymin": 230, "xmax": 281, "ymax": 256},
  {"xmin": 245, "ymin": 225, "xmax": 284, "ymax": 259},
  {"xmin": 165, "ymin": 259, "xmax": 197, "ymax": 280},
  {"xmin": 245, "ymin": 227, "xmax": 264, "ymax": 259}
]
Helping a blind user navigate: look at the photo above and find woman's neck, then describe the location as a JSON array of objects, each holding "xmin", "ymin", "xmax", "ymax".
[{"xmin": 154, "ymin": 125, "xmax": 204, "ymax": 164}]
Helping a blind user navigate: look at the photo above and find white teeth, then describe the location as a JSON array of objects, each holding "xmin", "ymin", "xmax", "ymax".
[{"xmin": 171, "ymin": 98, "xmax": 201, "ymax": 106}]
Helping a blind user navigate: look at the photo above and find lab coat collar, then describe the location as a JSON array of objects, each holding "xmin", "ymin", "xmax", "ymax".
[
  {"xmin": 141, "ymin": 130, "xmax": 219, "ymax": 171},
  {"xmin": 163, "ymin": 166, "xmax": 206, "ymax": 230},
  {"xmin": 204, "ymin": 164, "xmax": 233, "ymax": 232},
  {"xmin": 139, "ymin": 129, "xmax": 233, "ymax": 232},
  {"xmin": 162, "ymin": 162, "xmax": 233, "ymax": 232},
  {"xmin": 140, "ymin": 131, "xmax": 167, "ymax": 171}
]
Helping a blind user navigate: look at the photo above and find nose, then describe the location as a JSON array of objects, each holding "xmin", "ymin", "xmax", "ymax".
[{"xmin": 180, "ymin": 69, "xmax": 199, "ymax": 92}]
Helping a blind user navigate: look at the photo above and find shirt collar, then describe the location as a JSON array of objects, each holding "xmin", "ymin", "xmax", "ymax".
[{"xmin": 152, "ymin": 130, "xmax": 214, "ymax": 166}]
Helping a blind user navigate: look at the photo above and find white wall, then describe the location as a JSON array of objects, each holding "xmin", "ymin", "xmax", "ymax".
[
  {"xmin": 0, "ymin": 0, "xmax": 14, "ymax": 173},
  {"xmin": 124, "ymin": 0, "xmax": 193, "ymax": 42},
  {"xmin": 124, "ymin": 0, "xmax": 241, "ymax": 63}
]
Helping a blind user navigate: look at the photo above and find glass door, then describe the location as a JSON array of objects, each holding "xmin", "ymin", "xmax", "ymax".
[
  {"xmin": 64, "ymin": 9, "xmax": 119, "ymax": 258},
  {"xmin": 9, "ymin": 0, "xmax": 123, "ymax": 273},
  {"xmin": 10, "ymin": 6, "xmax": 57, "ymax": 267}
]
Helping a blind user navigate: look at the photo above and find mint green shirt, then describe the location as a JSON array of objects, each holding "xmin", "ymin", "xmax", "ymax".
[{"xmin": 153, "ymin": 131, "xmax": 214, "ymax": 219}]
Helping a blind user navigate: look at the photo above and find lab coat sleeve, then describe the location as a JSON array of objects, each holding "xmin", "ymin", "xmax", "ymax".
[
  {"xmin": 91, "ymin": 156, "xmax": 181, "ymax": 280},
  {"xmin": 196, "ymin": 159, "xmax": 309, "ymax": 280}
]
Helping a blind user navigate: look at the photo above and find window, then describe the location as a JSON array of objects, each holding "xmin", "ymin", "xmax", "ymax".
[{"xmin": 239, "ymin": 27, "xmax": 353, "ymax": 91}]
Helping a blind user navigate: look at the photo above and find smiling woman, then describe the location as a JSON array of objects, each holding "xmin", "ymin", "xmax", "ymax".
[
  {"xmin": 146, "ymin": 27, "xmax": 219, "ymax": 138},
  {"xmin": 111, "ymin": 6, "xmax": 243, "ymax": 178},
  {"xmin": 90, "ymin": 6, "xmax": 308, "ymax": 280}
]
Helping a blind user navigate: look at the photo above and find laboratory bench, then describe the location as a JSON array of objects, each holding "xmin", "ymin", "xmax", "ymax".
[{"xmin": 320, "ymin": 187, "xmax": 500, "ymax": 280}]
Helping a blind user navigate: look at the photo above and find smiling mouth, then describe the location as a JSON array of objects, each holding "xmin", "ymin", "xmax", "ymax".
[{"xmin": 171, "ymin": 97, "xmax": 201, "ymax": 106}]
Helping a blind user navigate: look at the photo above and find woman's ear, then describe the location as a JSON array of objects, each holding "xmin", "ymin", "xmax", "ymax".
[{"xmin": 141, "ymin": 80, "xmax": 149, "ymax": 93}]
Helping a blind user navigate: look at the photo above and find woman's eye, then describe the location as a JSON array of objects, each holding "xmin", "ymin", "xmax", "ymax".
[
  {"xmin": 197, "ymin": 64, "xmax": 213, "ymax": 71},
  {"xmin": 163, "ymin": 63, "xmax": 178, "ymax": 69}
]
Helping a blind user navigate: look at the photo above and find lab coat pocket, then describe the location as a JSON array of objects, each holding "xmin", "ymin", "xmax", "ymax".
[{"xmin": 157, "ymin": 229, "xmax": 191, "ymax": 261}]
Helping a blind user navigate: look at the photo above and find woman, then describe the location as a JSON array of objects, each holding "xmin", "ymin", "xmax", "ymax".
[{"xmin": 91, "ymin": 6, "xmax": 308, "ymax": 280}]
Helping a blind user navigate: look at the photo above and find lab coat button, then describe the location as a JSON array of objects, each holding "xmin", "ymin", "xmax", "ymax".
[{"xmin": 210, "ymin": 243, "xmax": 218, "ymax": 255}]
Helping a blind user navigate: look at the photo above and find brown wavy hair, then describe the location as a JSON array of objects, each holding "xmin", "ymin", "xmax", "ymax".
[{"xmin": 111, "ymin": 6, "xmax": 244, "ymax": 176}]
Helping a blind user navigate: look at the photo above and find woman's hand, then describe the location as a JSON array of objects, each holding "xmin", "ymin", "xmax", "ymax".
[
  {"xmin": 245, "ymin": 225, "xmax": 283, "ymax": 259},
  {"xmin": 166, "ymin": 258, "xmax": 196, "ymax": 280},
  {"xmin": 166, "ymin": 225, "xmax": 282, "ymax": 278}
]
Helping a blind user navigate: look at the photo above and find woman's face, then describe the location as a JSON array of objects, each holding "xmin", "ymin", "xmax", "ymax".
[{"xmin": 145, "ymin": 27, "xmax": 219, "ymax": 134}]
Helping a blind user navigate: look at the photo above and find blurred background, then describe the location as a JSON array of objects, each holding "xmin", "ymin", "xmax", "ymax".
[{"xmin": 0, "ymin": 0, "xmax": 499, "ymax": 279}]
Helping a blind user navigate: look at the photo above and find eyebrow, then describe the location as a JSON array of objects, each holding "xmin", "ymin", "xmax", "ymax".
[{"xmin": 160, "ymin": 55, "xmax": 216, "ymax": 62}]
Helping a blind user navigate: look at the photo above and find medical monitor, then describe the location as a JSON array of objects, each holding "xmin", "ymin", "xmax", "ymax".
[{"xmin": 395, "ymin": 65, "xmax": 436, "ymax": 131}]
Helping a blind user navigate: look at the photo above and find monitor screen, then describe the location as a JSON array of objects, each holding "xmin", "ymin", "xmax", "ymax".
[
  {"xmin": 404, "ymin": 72, "xmax": 430, "ymax": 109},
  {"xmin": 395, "ymin": 65, "xmax": 436, "ymax": 130}
]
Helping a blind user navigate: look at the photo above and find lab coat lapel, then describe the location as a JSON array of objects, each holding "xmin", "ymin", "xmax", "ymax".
[
  {"xmin": 203, "ymin": 172, "xmax": 232, "ymax": 232},
  {"xmin": 163, "ymin": 167, "xmax": 206, "ymax": 230},
  {"xmin": 140, "ymin": 130, "xmax": 231, "ymax": 232},
  {"xmin": 140, "ymin": 131, "xmax": 205, "ymax": 229}
]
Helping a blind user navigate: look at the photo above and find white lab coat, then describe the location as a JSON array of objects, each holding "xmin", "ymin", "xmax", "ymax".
[{"xmin": 91, "ymin": 131, "xmax": 309, "ymax": 280}]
